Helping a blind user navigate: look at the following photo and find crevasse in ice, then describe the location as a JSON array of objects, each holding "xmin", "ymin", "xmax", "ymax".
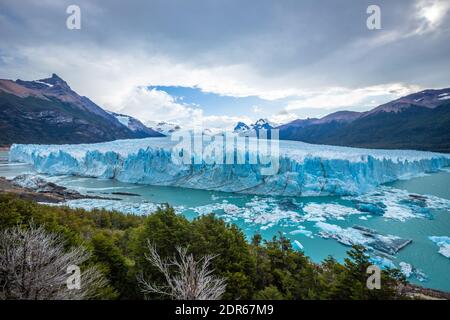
[{"xmin": 9, "ymin": 136, "xmax": 450, "ymax": 196}]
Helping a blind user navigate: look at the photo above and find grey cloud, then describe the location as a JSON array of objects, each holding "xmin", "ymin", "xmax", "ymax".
[{"xmin": 0, "ymin": 0, "xmax": 449, "ymax": 93}]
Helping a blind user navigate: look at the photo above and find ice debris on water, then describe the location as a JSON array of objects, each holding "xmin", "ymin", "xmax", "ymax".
[
  {"xmin": 346, "ymin": 186, "xmax": 450, "ymax": 221},
  {"xmin": 43, "ymin": 199, "xmax": 184, "ymax": 216},
  {"xmin": 429, "ymin": 236, "xmax": 450, "ymax": 259},
  {"xmin": 399, "ymin": 262, "xmax": 428, "ymax": 282},
  {"xmin": 315, "ymin": 222, "xmax": 412, "ymax": 255}
]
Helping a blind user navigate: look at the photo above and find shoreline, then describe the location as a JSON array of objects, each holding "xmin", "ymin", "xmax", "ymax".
[{"xmin": 0, "ymin": 175, "xmax": 120, "ymax": 203}]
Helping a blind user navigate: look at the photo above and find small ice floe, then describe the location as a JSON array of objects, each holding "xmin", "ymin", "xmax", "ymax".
[
  {"xmin": 355, "ymin": 202, "xmax": 385, "ymax": 216},
  {"xmin": 277, "ymin": 198, "xmax": 302, "ymax": 211},
  {"xmin": 399, "ymin": 262, "xmax": 428, "ymax": 282},
  {"xmin": 370, "ymin": 256, "xmax": 395, "ymax": 270},
  {"xmin": 429, "ymin": 236, "xmax": 450, "ymax": 259},
  {"xmin": 346, "ymin": 186, "xmax": 450, "ymax": 222},
  {"xmin": 301, "ymin": 203, "xmax": 362, "ymax": 222},
  {"xmin": 399, "ymin": 262, "xmax": 412, "ymax": 277},
  {"xmin": 45, "ymin": 199, "xmax": 178, "ymax": 216},
  {"xmin": 315, "ymin": 222, "xmax": 412, "ymax": 255},
  {"xmin": 292, "ymin": 240, "xmax": 304, "ymax": 250},
  {"xmin": 289, "ymin": 226, "xmax": 314, "ymax": 238}
]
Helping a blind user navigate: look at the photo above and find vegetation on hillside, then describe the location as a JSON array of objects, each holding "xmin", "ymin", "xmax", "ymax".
[{"xmin": 279, "ymin": 102, "xmax": 450, "ymax": 153}]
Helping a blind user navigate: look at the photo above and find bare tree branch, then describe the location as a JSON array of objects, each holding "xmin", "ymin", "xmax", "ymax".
[
  {"xmin": 138, "ymin": 241, "xmax": 226, "ymax": 300},
  {"xmin": 0, "ymin": 224, "xmax": 107, "ymax": 300}
]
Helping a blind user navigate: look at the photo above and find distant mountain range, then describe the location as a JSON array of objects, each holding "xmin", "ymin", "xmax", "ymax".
[
  {"xmin": 146, "ymin": 121, "xmax": 182, "ymax": 136},
  {"xmin": 0, "ymin": 74, "xmax": 163, "ymax": 146},
  {"xmin": 277, "ymin": 88, "xmax": 450, "ymax": 153},
  {"xmin": 1, "ymin": 74, "xmax": 449, "ymax": 153},
  {"xmin": 233, "ymin": 118, "xmax": 275, "ymax": 137}
]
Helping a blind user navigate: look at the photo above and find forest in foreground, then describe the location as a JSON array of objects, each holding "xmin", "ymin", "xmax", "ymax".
[{"xmin": 0, "ymin": 194, "xmax": 410, "ymax": 300}]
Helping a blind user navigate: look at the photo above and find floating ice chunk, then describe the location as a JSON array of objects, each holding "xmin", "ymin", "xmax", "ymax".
[
  {"xmin": 315, "ymin": 223, "xmax": 412, "ymax": 254},
  {"xmin": 355, "ymin": 202, "xmax": 385, "ymax": 216},
  {"xmin": 10, "ymin": 137, "xmax": 450, "ymax": 196},
  {"xmin": 302, "ymin": 203, "xmax": 362, "ymax": 222},
  {"xmin": 370, "ymin": 256, "xmax": 396, "ymax": 269},
  {"xmin": 315, "ymin": 222, "xmax": 368, "ymax": 246},
  {"xmin": 399, "ymin": 262, "xmax": 413, "ymax": 277},
  {"xmin": 429, "ymin": 236, "xmax": 450, "ymax": 258},
  {"xmin": 43, "ymin": 199, "xmax": 179, "ymax": 216},
  {"xmin": 289, "ymin": 226, "xmax": 314, "ymax": 238},
  {"xmin": 399, "ymin": 262, "xmax": 428, "ymax": 282},
  {"xmin": 293, "ymin": 240, "xmax": 304, "ymax": 250},
  {"xmin": 346, "ymin": 186, "xmax": 450, "ymax": 221}
]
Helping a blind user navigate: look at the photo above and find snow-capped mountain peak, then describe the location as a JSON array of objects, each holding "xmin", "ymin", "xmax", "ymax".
[
  {"xmin": 233, "ymin": 122, "xmax": 250, "ymax": 133},
  {"xmin": 146, "ymin": 121, "xmax": 181, "ymax": 135},
  {"xmin": 109, "ymin": 112, "xmax": 163, "ymax": 137},
  {"xmin": 252, "ymin": 118, "xmax": 273, "ymax": 130},
  {"xmin": 233, "ymin": 119, "xmax": 274, "ymax": 135}
]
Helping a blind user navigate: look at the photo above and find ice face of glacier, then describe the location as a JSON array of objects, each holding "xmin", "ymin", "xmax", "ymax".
[{"xmin": 9, "ymin": 136, "xmax": 450, "ymax": 197}]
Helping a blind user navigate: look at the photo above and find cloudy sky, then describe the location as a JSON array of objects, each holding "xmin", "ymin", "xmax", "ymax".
[{"xmin": 1, "ymin": 0, "xmax": 449, "ymax": 129}]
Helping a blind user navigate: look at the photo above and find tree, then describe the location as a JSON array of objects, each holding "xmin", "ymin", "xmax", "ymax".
[
  {"xmin": 0, "ymin": 224, "xmax": 107, "ymax": 300},
  {"xmin": 138, "ymin": 241, "xmax": 226, "ymax": 300}
]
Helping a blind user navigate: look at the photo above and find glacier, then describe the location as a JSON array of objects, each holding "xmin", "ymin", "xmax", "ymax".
[{"xmin": 9, "ymin": 136, "xmax": 450, "ymax": 197}]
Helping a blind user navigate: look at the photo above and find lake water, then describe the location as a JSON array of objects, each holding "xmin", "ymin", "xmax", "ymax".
[{"xmin": 1, "ymin": 151, "xmax": 449, "ymax": 292}]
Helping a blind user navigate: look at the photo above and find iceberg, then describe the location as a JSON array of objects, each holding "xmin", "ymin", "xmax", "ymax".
[
  {"xmin": 9, "ymin": 137, "xmax": 450, "ymax": 197},
  {"xmin": 399, "ymin": 262, "xmax": 428, "ymax": 282},
  {"xmin": 429, "ymin": 236, "xmax": 450, "ymax": 258},
  {"xmin": 369, "ymin": 256, "xmax": 395, "ymax": 269},
  {"xmin": 43, "ymin": 198, "xmax": 183, "ymax": 216},
  {"xmin": 292, "ymin": 240, "xmax": 304, "ymax": 250},
  {"xmin": 315, "ymin": 222, "xmax": 412, "ymax": 255},
  {"xmin": 347, "ymin": 186, "xmax": 450, "ymax": 221}
]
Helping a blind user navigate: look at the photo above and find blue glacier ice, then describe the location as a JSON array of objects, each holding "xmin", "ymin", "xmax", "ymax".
[
  {"xmin": 9, "ymin": 136, "xmax": 450, "ymax": 197},
  {"xmin": 429, "ymin": 236, "xmax": 450, "ymax": 258}
]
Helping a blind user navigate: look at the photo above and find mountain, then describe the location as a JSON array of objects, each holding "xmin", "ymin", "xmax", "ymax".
[
  {"xmin": 278, "ymin": 88, "xmax": 450, "ymax": 153},
  {"xmin": 0, "ymin": 74, "xmax": 163, "ymax": 146},
  {"xmin": 252, "ymin": 118, "xmax": 274, "ymax": 131},
  {"xmin": 233, "ymin": 118, "xmax": 274, "ymax": 136},
  {"xmin": 109, "ymin": 112, "xmax": 162, "ymax": 138},
  {"xmin": 146, "ymin": 121, "xmax": 181, "ymax": 135},
  {"xmin": 233, "ymin": 121, "xmax": 250, "ymax": 133}
]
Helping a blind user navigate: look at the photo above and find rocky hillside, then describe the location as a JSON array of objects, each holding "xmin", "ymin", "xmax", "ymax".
[
  {"xmin": 0, "ymin": 74, "xmax": 163, "ymax": 146},
  {"xmin": 278, "ymin": 88, "xmax": 450, "ymax": 153}
]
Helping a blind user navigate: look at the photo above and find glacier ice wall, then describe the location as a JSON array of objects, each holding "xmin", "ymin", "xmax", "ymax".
[{"xmin": 9, "ymin": 137, "xmax": 450, "ymax": 196}]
